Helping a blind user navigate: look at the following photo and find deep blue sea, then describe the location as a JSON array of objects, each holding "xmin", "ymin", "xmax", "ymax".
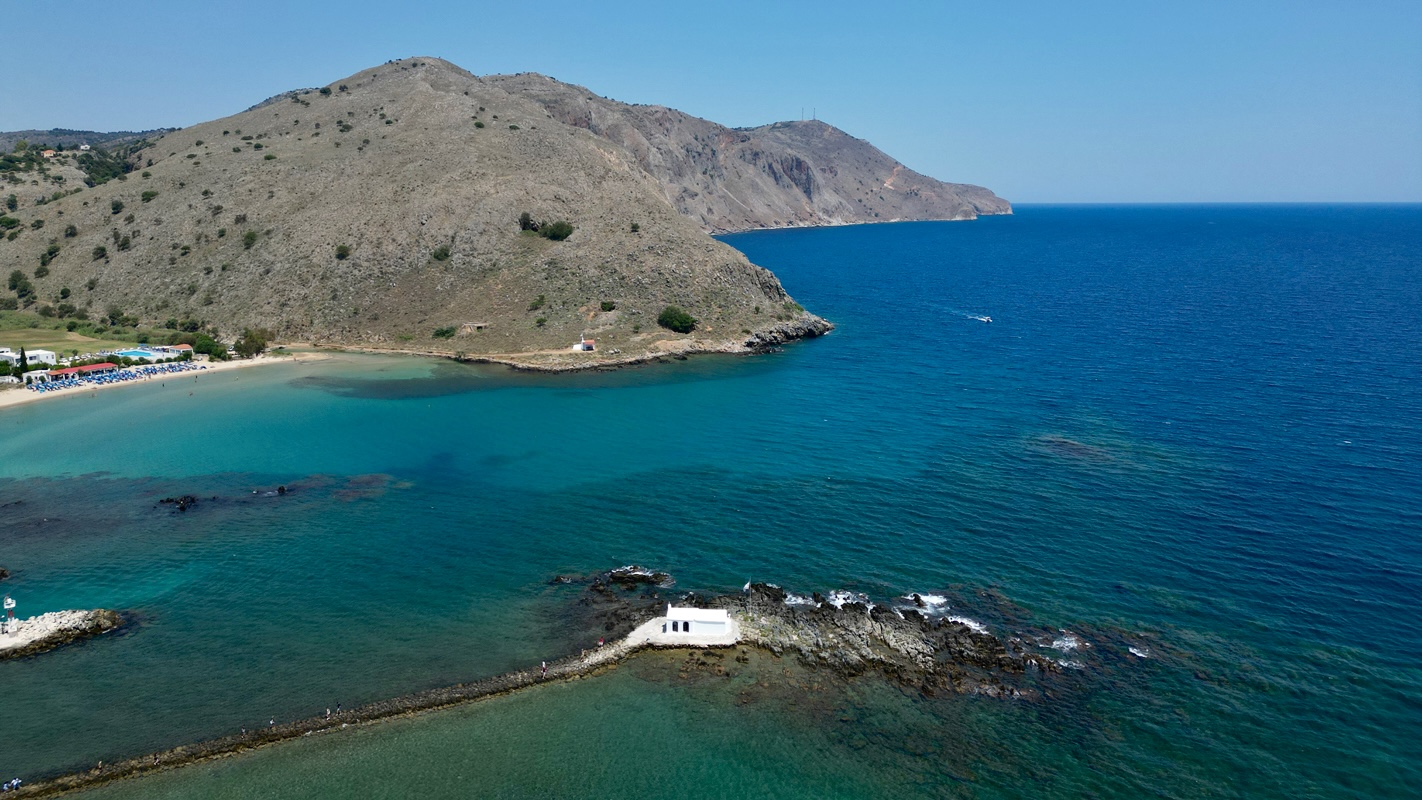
[{"xmin": 1, "ymin": 205, "xmax": 1419, "ymax": 798}]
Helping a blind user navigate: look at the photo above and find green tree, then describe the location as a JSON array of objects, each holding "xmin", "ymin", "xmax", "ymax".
[
  {"xmin": 4, "ymin": 195, "xmax": 15, "ymax": 212},
  {"xmin": 657, "ymin": 305, "xmax": 697, "ymax": 333},
  {"xmin": 234, "ymin": 328, "xmax": 270, "ymax": 358},
  {"xmin": 538, "ymin": 221, "xmax": 574, "ymax": 241},
  {"xmin": 110, "ymin": 199, "xmax": 124, "ymax": 215},
  {"xmin": 518, "ymin": 212, "xmax": 534, "ymax": 231},
  {"xmin": 600, "ymin": 300, "xmax": 617, "ymax": 312},
  {"xmin": 243, "ymin": 230, "xmax": 258, "ymax": 250},
  {"xmin": 91, "ymin": 245, "xmax": 108, "ymax": 260},
  {"xmin": 335, "ymin": 244, "xmax": 351, "ymax": 260},
  {"xmin": 141, "ymin": 190, "xmax": 159, "ymax": 203},
  {"xmin": 63, "ymin": 224, "xmax": 77, "ymax": 238}
]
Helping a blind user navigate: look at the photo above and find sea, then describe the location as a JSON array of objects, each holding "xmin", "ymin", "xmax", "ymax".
[{"xmin": 0, "ymin": 205, "xmax": 1418, "ymax": 798}]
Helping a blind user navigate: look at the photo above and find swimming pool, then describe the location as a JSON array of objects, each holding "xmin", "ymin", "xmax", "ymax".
[{"xmin": 114, "ymin": 349, "xmax": 156, "ymax": 360}]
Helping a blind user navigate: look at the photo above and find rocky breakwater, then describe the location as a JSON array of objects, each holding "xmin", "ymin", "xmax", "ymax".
[
  {"xmin": 0, "ymin": 609, "xmax": 123, "ymax": 660},
  {"xmin": 697, "ymin": 584, "xmax": 1050, "ymax": 698}
]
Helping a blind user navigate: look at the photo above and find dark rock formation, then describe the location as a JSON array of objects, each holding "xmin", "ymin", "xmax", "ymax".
[{"xmin": 158, "ymin": 495, "xmax": 198, "ymax": 512}]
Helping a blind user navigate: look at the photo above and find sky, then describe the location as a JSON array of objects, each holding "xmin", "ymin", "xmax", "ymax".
[{"xmin": 2, "ymin": 1, "xmax": 1418, "ymax": 203}]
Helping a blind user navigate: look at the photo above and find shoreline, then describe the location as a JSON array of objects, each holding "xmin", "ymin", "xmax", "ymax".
[
  {"xmin": 314, "ymin": 313, "xmax": 835, "ymax": 374},
  {"xmin": 0, "ymin": 352, "xmax": 328, "ymax": 414}
]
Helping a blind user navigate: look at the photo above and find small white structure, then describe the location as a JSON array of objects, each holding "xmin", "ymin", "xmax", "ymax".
[
  {"xmin": 662, "ymin": 604, "xmax": 729, "ymax": 636},
  {"xmin": 79, "ymin": 144, "xmax": 91, "ymax": 151},
  {"xmin": 571, "ymin": 338, "xmax": 596, "ymax": 352},
  {"xmin": 26, "ymin": 349, "xmax": 58, "ymax": 367}
]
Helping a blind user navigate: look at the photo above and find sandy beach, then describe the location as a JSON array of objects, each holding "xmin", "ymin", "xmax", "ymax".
[{"xmin": 0, "ymin": 351, "xmax": 328, "ymax": 414}]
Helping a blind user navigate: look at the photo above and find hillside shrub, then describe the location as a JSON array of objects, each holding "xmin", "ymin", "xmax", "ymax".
[
  {"xmin": 600, "ymin": 300, "xmax": 616, "ymax": 312},
  {"xmin": 243, "ymin": 231, "xmax": 258, "ymax": 250},
  {"xmin": 335, "ymin": 244, "xmax": 351, "ymax": 260},
  {"xmin": 141, "ymin": 190, "xmax": 158, "ymax": 203},
  {"xmin": 539, "ymin": 221, "xmax": 574, "ymax": 241},
  {"xmin": 528, "ymin": 294, "xmax": 545, "ymax": 311},
  {"xmin": 431, "ymin": 245, "xmax": 450, "ymax": 261},
  {"xmin": 30, "ymin": 219, "xmax": 43, "ymax": 230},
  {"xmin": 91, "ymin": 246, "xmax": 107, "ymax": 260},
  {"xmin": 534, "ymin": 317, "xmax": 547, "ymax": 327},
  {"xmin": 474, "ymin": 121, "xmax": 485, "ymax": 129},
  {"xmin": 264, "ymin": 154, "xmax": 276, "ymax": 160},
  {"xmin": 630, "ymin": 222, "xmax": 639, "ymax": 233},
  {"xmin": 319, "ymin": 87, "xmax": 332, "ymax": 95},
  {"xmin": 34, "ymin": 265, "xmax": 49, "ymax": 278},
  {"xmin": 657, "ymin": 305, "xmax": 696, "ymax": 333},
  {"xmin": 432, "ymin": 326, "xmax": 456, "ymax": 339},
  {"xmin": 4, "ymin": 195, "xmax": 15, "ymax": 211},
  {"xmin": 111, "ymin": 200, "xmax": 124, "ymax": 215},
  {"xmin": 64, "ymin": 224, "xmax": 77, "ymax": 238},
  {"xmin": 0, "ymin": 216, "xmax": 19, "ymax": 230}
]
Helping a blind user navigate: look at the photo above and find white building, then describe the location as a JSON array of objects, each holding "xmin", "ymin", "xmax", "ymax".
[
  {"xmin": 25, "ymin": 349, "xmax": 57, "ymax": 367},
  {"xmin": 0, "ymin": 348, "xmax": 56, "ymax": 367},
  {"xmin": 662, "ymin": 605, "xmax": 729, "ymax": 636}
]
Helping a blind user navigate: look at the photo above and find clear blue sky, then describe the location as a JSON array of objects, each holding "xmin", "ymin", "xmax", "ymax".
[{"xmin": 3, "ymin": 1, "xmax": 1418, "ymax": 202}]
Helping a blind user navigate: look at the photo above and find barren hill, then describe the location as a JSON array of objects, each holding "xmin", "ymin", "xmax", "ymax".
[
  {"xmin": 1, "ymin": 57, "xmax": 1006, "ymax": 368},
  {"xmin": 485, "ymin": 73, "xmax": 1010, "ymax": 233}
]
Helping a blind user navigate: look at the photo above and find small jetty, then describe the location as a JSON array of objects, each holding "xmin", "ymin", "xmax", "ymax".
[{"xmin": 13, "ymin": 605, "xmax": 740, "ymax": 798}]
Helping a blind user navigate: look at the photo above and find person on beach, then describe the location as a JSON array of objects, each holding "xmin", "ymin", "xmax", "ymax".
[{"xmin": 542, "ymin": 661, "xmax": 547, "ymax": 678}]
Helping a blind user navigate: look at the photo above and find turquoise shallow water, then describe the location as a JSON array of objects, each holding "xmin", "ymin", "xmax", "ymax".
[{"xmin": 1, "ymin": 206, "xmax": 1420, "ymax": 797}]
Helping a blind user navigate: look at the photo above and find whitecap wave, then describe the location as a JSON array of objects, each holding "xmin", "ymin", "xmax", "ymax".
[
  {"xmin": 825, "ymin": 590, "xmax": 872, "ymax": 610},
  {"xmin": 783, "ymin": 593, "xmax": 819, "ymax": 608},
  {"xmin": 1129, "ymin": 646, "xmax": 1150, "ymax": 659},
  {"xmin": 946, "ymin": 615, "xmax": 989, "ymax": 635},
  {"xmin": 1050, "ymin": 632, "xmax": 1084, "ymax": 651}
]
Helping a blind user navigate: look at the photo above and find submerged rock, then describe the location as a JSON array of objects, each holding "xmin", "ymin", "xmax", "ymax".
[
  {"xmin": 0, "ymin": 566, "xmax": 9, "ymax": 581},
  {"xmin": 158, "ymin": 495, "xmax": 199, "ymax": 512},
  {"xmin": 0, "ymin": 609, "xmax": 123, "ymax": 660},
  {"xmin": 599, "ymin": 565, "xmax": 674, "ymax": 590}
]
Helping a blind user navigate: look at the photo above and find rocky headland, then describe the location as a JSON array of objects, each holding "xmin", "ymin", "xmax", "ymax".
[
  {"xmin": 0, "ymin": 609, "xmax": 123, "ymax": 661},
  {"xmin": 0, "ymin": 56, "xmax": 1009, "ymax": 371}
]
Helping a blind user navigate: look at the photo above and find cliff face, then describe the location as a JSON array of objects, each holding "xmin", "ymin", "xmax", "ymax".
[
  {"xmin": 484, "ymin": 73, "xmax": 1011, "ymax": 232},
  {"xmin": 1, "ymin": 58, "xmax": 1005, "ymax": 364}
]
